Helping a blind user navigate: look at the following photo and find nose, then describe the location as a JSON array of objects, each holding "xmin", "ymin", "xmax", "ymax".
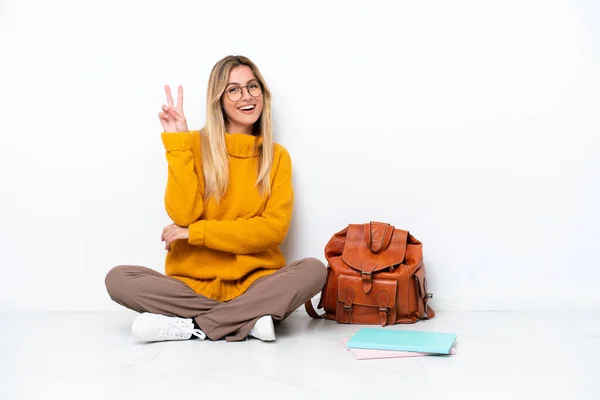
[{"xmin": 240, "ymin": 86, "xmax": 252, "ymax": 101}]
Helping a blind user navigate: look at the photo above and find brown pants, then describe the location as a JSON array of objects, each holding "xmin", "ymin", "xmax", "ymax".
[{"xmin": 105, "ymin": 257, "xmax": 326, "ymax": 342}]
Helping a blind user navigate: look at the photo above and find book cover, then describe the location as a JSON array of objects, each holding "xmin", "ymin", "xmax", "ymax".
[
  {"xmin": 341, "ymin": 338, "xmax": 457, "ymax": 360},
  {"xmin": 345, "ymin": 328, "xmax": 457, "ymax": 354}
]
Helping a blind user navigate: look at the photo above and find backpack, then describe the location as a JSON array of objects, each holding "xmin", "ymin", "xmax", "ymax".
[{"xmin": 305, "ymin": 221, "xmax": 435, "ymax": 326}]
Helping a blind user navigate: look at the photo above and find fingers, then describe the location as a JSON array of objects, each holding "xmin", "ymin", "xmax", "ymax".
[
  {"xmin": 162, "ymin": 224, "xmax": 173, "ymax": 239},
  {"xmin": 161, "ymin": 224, "xmax": 170, "ymax": 244},
  {"xmin": 162, "ymin": 85, "xmax": 185, "ymax": 127},
  {"xmin": 165, "ymin": 85, "xmax": 174, "ymax": 107},
  {"xmin": 158, "ymin": 111, "xmax": 169, "ymax": 122},
  {"xmin": 162, "ymin": 224, "xmax": 178, "ymax": 251},
  {"xmin": 161, "ymin": 224, "xmax": 189, "ymax": 251},
  {"xmin": 176, "ymin": 85, "xmax": 184, "ymax": 111},
  {"xmin": 164, "ymin": 84, "xmax": 183, "ymax": 109},
  {"xmin": 160, "ymin": 105, "xmax": 172, "ymax": 119},
  {"xmin": 162, "ymin": 230, "xmax": 171, "ymax": 251},
  {"xmin": 159, "ymin": 104, "xmax": 185, "ymax": 122},
  {"xmin": 164, "ymin": 232, "xmax": 177, "ymax": 251},
  {"xmin": 168, "ymin": 107, "xmax": 185, "ymax": 122}
]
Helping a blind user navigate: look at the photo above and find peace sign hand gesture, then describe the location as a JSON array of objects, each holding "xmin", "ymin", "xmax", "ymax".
[{"xmin": 159, "ymin": 85, "xmax": 189, "ymax": 132}]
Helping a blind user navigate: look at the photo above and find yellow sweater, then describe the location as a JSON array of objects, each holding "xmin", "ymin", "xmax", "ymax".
[{"xmin": 161, "ymin": 131, "xmax": 294, "ymax": 302}]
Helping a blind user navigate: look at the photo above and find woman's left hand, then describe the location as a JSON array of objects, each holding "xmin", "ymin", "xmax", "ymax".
[{"xmin": 161, "ymin": 224, "xmax": 189, "ymax": 251}]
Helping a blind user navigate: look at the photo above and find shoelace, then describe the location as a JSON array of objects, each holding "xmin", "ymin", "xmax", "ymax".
[{"xmin": 163, "ymin": 319, "xmax": 207, "ymax": 340}]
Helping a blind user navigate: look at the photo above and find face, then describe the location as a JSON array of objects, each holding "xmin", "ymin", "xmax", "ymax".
[{"xmin": 221, "ymin": 65, "xmax": 264, "ymax": 135}]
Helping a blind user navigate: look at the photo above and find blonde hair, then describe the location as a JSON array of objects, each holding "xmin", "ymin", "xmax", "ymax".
[{"xmin": 200, "ymin": 55, "xmax": 274, "ymax": 202}]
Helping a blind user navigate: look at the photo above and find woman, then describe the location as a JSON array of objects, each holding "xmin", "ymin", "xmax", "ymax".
[{"xmin": 105, "ymin": 55, "xmax": 327, "ymax": 343}]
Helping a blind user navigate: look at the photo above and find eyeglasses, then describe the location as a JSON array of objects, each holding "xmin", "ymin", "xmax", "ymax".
[{"xmin": 225, "ymin": 82, "xmax": 262, "ymax": 102}]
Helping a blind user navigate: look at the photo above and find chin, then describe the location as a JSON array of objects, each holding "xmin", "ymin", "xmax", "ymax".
[{"xmin": 238, "ymin": 114, "xmax": 261, "ymax": 126}]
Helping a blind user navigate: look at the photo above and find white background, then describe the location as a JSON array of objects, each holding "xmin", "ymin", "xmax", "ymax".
[{"xmin": 0, "ymin": 0, "xmax": 598, "ymax": 311}]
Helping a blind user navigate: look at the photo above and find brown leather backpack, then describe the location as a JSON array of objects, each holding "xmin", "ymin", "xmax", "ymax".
[{"xmin": 305, "ymin": 221, "xmax": 434, "ymax": 326}]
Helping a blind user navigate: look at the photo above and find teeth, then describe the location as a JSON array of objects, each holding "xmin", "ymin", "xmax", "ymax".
[{"xmin": 239, "ymin": 105, "xmax": 254, "ymax": 110}]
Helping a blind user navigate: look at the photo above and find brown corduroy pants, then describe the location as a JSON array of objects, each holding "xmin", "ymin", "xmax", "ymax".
[{"xmin": 105, "ymin": 257, "xmax": 326, "ymax": 342}]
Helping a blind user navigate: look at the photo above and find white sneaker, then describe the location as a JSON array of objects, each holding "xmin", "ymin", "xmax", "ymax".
[
  {"xmin": 248, "ymin": 316, "xmax": 276, "ymax": 341},
  {"xmin": 131, "ymin": 312, "xmax": 206, "ymax": 342}
]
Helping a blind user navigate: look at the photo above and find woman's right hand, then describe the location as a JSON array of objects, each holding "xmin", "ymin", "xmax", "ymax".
[{"xmin": 159, "ymin": 85, "xmax": 189, "ymax": 132}]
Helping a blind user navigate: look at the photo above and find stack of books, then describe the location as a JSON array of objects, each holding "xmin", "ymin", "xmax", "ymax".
[{"xmin": 341, "ymin": 328, "xmax": 458, "ymax": 360}]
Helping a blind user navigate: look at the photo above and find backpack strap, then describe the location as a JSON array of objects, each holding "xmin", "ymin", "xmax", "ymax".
[{"xmin": 304, "ymin": 299, "xmax": 324, "ymax": 319}]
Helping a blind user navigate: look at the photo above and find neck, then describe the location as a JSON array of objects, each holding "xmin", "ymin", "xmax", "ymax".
[
  {"xmin": 226, "ymin": 122, "xmax": 253, "ymax": 135},
  {"xmin": 224, "ymin": 132, "xmax": 262, "ymax": 158}
]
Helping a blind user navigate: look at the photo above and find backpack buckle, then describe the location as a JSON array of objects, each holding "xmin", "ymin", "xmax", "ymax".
[{"xmin": 360, "ymin": 271, "xmax": 372, "ymax": 282}]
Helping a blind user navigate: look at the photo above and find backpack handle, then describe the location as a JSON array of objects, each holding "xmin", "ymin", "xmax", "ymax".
[{"xmin": 365, "ymin": 222, "xmax": 394, "ymax": 253}]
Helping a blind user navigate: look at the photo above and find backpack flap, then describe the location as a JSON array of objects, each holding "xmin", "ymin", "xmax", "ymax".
[
  {"xmin": 341, "ymin": 222, "xmax": 409, "ymax": 283},
  {"xmin": 336, "ymin": 273, "xmax": 398, "ymax": 326}
]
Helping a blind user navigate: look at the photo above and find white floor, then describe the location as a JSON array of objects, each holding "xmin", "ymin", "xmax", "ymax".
[{"xmin": 0, "ymin": 310, "xmax": 598, "ymax": 400}]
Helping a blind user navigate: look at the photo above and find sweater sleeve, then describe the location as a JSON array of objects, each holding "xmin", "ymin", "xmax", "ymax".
[
  {"xmin": 161, "ymin": 132, "xmax": 204, "ymax": 227},
  {"xmin": 187, "ymin": 149, "xmax": 294, "ymax": 254}
]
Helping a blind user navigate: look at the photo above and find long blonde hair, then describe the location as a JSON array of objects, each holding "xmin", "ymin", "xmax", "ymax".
[{"xmin": 200, "ymin": 55, "xmax": 274, "ymax": 202}]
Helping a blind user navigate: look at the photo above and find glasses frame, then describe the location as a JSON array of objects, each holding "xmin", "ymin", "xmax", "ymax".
[{"xmin": 224, "ymin": 82, "xmax": 263, "ymax": 102}]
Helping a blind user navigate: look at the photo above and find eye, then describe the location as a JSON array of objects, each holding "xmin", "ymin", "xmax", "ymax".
[
  {"xmin": 227, "ymin": 86, "xmax": 240, "ymax": 94},
  {"xmin": 249, "ymin": 83, "xmax": 259, "ymax": 89}
]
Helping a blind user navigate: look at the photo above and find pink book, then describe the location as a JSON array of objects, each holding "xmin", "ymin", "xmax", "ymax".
[{"xmin": 340, "ymin": 338, "xmax": 457, "ymax": 360}]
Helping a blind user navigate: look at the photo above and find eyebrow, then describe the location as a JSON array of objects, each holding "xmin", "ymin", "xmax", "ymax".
[{"xmin": 226, "ymin": 79, "xmax": 259, "ymax": 86}]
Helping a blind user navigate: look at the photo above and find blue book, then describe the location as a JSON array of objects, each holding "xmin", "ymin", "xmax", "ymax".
[{"xmin": 345, "ymin": 328, "xmax": 457, "ymax": 355}]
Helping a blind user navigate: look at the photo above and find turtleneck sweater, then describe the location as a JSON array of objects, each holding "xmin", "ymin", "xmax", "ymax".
[{"xmin": 160, "ymin": 131, "xmax": 294, "ymax": 302}]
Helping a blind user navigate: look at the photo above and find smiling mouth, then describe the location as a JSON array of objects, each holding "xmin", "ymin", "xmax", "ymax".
[{"xmin": 238, "ymin": 105, "xmax": 255, "ymax": 111}]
